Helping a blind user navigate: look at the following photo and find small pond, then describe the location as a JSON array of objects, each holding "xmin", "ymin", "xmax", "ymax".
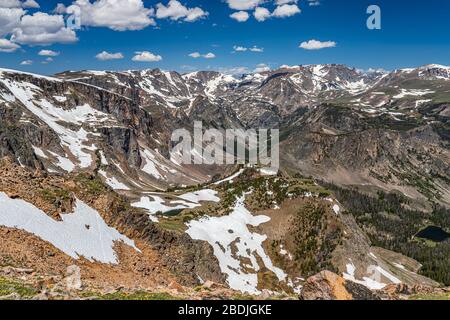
[{"xmin": 415, "ymin": 226, "xmax": 450, "ymax": 242}]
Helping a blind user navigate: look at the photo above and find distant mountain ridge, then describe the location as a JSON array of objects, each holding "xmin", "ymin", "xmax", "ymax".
[{"xmin": 1, "ymin": 63, "xmax": 449, "ymax": 203}]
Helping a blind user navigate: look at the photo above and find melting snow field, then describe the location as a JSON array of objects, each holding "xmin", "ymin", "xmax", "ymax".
[
  {"xmin": 140, "ymin": 148, "xmax": 177, "ymax": 180},
  {"xmin": 99, "ymin": 170, "xmax": 130, "ymax": 191},
  {"xmin": 0, "ymin": 192, "xmax": 138, "ymax": 264},
  {"xmin": 213, "ymin": 169, "xmax": 245, "ymax": 185},
  {"xmin": 332, "ymin": 204, "xmax": 340, "ymax": 215},
  {"xmin": 186, "ymin": 194, "xmax": 286, "ymax": 294},
  {"xmin": 178, "ymin": 189, "xmax": 220, "ymax": 203},
  {"xmin": 393, "ymin": 89, "xmax": 435, "ymax": 99},
  {"xmin": 343, "ymin": 261, "xmax": 401, "ymax": 290},
  {"xmin": 132, "ymin": 189, "xmax": 220, "ymax": 222}
]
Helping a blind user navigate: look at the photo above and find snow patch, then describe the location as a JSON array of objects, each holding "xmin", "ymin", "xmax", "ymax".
[
  {"xmin": 393, "ymin": 89, "xmax": 435, "ymax": 99},
  {"xmin": 32, "ymin": 146, "xmax": 48, "ymax": 159},
  {"xmin": 53, "ymin": 95, "xmax": 67, "ymax": 103},
  {"xmin": 132, "ymin": 189, "xmax": 220, "ymax": 222},
  {"xmin": 0, "ymin": 192, "xmax": 138, "ymax": 264},
  {"xmin": 99, "ymin": 150, "xmax": 108, "ymax": 165},
  {"xmin": 343, "ymin": 262, "xmax": 401, "ymax": 290},
  {"xmin": 178, "ymin": 189, "xmax": 220, "ymax": 203},
  {"xmin": 332, "ymin": 204, "xmax": 340, "ymax": 215},
  {"xmin": 186, "ymin": 194, "xmax": 286, "ymax": 294},
  {"xmin": 213, "ymin": 169, "xmax": 245, "ymax": 185},
  {"xmin": 99, "ymin": 170, "xmax": 130, "ymax": 191}
]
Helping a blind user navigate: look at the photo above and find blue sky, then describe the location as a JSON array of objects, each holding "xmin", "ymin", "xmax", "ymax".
[{"xmin": 1, "ymin": 0, "xmax": 450, "ymax": 75}]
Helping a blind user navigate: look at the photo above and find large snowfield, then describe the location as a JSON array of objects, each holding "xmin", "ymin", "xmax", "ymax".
[
  {"xmin": 0, "ymin": 192, "xmax": 139, "ymax": 264},
  {"xmin": 132, "ymin": 189, "xmax": 220, "ymax": 221},
  {"xmin": 186, "ymin": 193, "xmax": 286, "ymax": 294}
]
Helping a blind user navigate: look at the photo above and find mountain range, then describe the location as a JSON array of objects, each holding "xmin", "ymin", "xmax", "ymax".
[{"xmin": 0, "ymin": 63, "xmax": 449, "ymax": 300}]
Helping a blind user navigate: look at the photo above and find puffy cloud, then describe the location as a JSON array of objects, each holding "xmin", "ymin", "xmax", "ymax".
[
  {"xmin": 226, "ymin": 0, "xmax": 262, "ymax": 10},
  {"xmin": 38, "ymin": 49, "xmax": 59, "ymax": 56},
  {"xmin": 0, "ymin": 0, "xmax": 39, "ymax": 8},
  {"xmin": 299, "ymin": 39, "xmax": 336, "ymax": 50},
  {"xmin": 307, "ymin": 0, "xmax": 320, "ymax": 6},
  {"xmin": 156, "ymin": 0, "xmax": 208, "ymax": 22},
  {"xmin": 230, "ymin": 11, "xmax": 249, "ymax": 22},
  {"xmin": 272, "ymin": 4, "xmax": 301, "ymax": 18},
  {"xmin": 67, "ymin": 0, "xmax": 155, "ymax": 31},
  {"xmin": 233, "ymin": 45, "xmax": 263, "ymax": 53},
  {"xmin": 219, "ymin": 66, "xmax": 250, "ymax": 75},
  {"xmin": 0, "ymin": 38, "xmax": 20, "ymax": 52},
  {"xmin": 41, "ymin": 57, "xmax": 53, "ymax": 64},
  {"xmin": 254, "ymin": 63, "xmax": 270, "ymax": 73},
  {"xmin": 203, "ymin": 52, "xmax": 215, "ymax": 59},
  {"xmin": 253, "ymin": 7, "xmax": 270, "ymax": 22},
  {"xmin": 0, "ymin": 7, "xmax": 24, "ymax": 36},
  {"xmin": 53, "ymin": 3, "xmax": 67, "ymax": 14},
  {"xmin": 188, "ymin": 52, "xmax": 215, "ymax": 59},
  {"xmin": 20, "ymin": 59, "xmax": 32, "ymax": 65},
  {"xmin": 233, "ymin": 45, "xmax": 247, "ymax": 52},
  {"xmin": 275, "ymin": 0, "xmax": 297, "ymax": 5},
  {"xmin": 132, "ymin": 51, "xmax": 162, "ymax": 62},
  {"xmin": 10, "ymin": 12, "xmax": 78, "ymax": 45},
  {"xmin": 22, "ymin": 0, "xmax": 39, "ymax": 8},
  {"xmin": 252, "ymin": 3, "xmax": 301, "ymax": 22},
  {"xmin": 249, "ymin": 46, "xmax": 263, "ymax": 52},
  {"xmin": 0, "ymin": 0, "xmax": 22, "ymax": 8},
  {"xmin": 188, "ymin": 52, "xmax": 201, "ymax": 58},
  {"xmin": 95, "ymin": 51, "xmax": 124, "ymax": 60}
]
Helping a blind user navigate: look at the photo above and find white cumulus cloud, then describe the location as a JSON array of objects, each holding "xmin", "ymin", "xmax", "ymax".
[
  {"xmin": 11, "ymin": 12, "xmax": 78, "ymax": 45},
  {"xmin": 132, "ymin": 51, "xmax": 162, "ymax": 62},
  {"xmin": 20, "ymin": 59, "xmax": 32, "ymax": 65},
  {"xmin": 219, "ymin": 66, "xmax": 250, "ymax": 75},
  {"xmin": 249, "ymin": 46, "xmax": 263, "ymax": 52},
  {"xmin": 252, "ymin": 3, "xmax": 301, "ymax": 22},
  {"xmin": 68, "ymin": 0, "xmax": 155, "ymax": 31},
  {"xmin": 275, "ymin": 0, "xmax": 297, "ymax": 5},
  {"xmin": 38, "ymin": 49, "xmax": 59, "ymax": 56},
  {"xmin": 189, "ymin": 52, "xmax": 215, "ymax": 59},
  {"xmin": 254, "ymin": 63, "xmax": 270, "ymax": 73},
  {"xmin": 226, "ymin": 0, "xmax": 262, "ymax": 10},
  {"xmin": 0, "ymin": 0, "xmax": 21, "ymax": 8},
  {"xmin": 233, "ymin": 45, "xmax": 247, "ymax": 52},
  {"xmin": 253, "ymin": 7, "xmax": 270, "ymax": 22},
  {"xmin": 0, "ymin": 38, "xmax": 20, "ymax": 52},
  {"xmin": 230, "ymin": 11, "xmax": 249, "ymax": 22},
  {"xmin": 299, "ymin": 39, "xmax": 336, "ymax": 50},
  {"xmin": 272, "ymin": 4, "xmax": 301, "ymax": 18},
  {"xmin": 307, "ymin": 0, "xmax": 321, "ymax": 6},
  {"xmin": 156, "ymin": 0, "xmax": 208, "ymax": 22},
  {"xmin": 22, "ymin": 0, "xmax": 39, "ymax": 8},
  {"xmin": 53, "ymin": 3, "xmax": 67, "ymax": 14},
  {"xmin": 0, "ymin": 7, "xmax": 25, "ymax": 36},
  {"xmin": 95, "ymin": 51, "xmax": 124, "ymax": 60},
  {"xmin": 233, "ymin": 45, "xmax": 263, "ymax": 53},
  {"xmin": 0, "ymin": 0, "xmax": 39, "ymax": 8}
]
